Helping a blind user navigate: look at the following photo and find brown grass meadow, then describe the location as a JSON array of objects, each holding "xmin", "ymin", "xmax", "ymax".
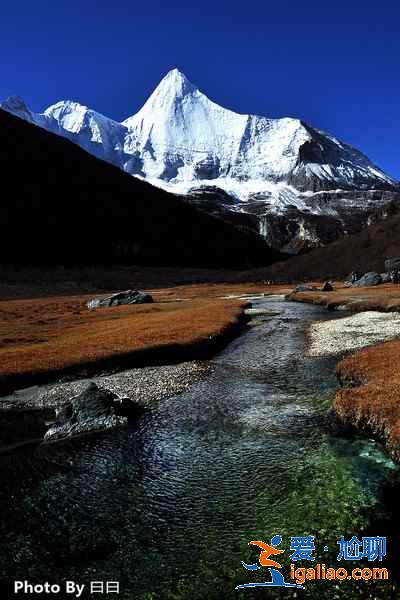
[
  {"xmin": 335, "ymin": 338, "xmax": 400, "ymax": 461},
  {"xmin": 0, "ymin": 283, "xmax": 290, "ymax": 391},
  {"xmin": 290, "ymin": 283, "xmax": 400, "ymax": 312}
]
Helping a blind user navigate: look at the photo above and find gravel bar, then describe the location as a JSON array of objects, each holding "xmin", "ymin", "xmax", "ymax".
[
  {"xmin": 307, "ymin": 311, "xmax": 400, "ymax": 357},
  {"xmin": 0, "ymin": 361, "xmax": 210, "ymax": 412}
]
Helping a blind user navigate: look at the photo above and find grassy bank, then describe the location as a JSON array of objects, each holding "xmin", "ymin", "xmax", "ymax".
[
  {"xmin": 0, "ymin": 284, "xmax": 290, "ymax": 393},
  {"xmin": 290, "ymin": 283, "xmax": 400, "ymax": 312},
  {"xmin": 289, "ymin": 283, "xmax": 400, "ymax": 462},
  {"xmin": 335, "ymin": 339, "xmax": 400, "ymax": 462},
  {"xmin": 0, "ymin": 294, "xmax": 244, "ymax": 392}
]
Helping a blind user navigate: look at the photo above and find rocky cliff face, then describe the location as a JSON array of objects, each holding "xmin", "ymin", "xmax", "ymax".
[
  {"xmin": 2, "ymin": 69, "xmax": 399, "ymax": 252},
  {"xmin": 181, "ymin": 187, "xmax": 400, "ymax": 253}
]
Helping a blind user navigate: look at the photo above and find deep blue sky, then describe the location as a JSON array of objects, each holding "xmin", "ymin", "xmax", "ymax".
[{"xmin": 1, "ymin": 0, "xmax": 399, "ymax": 178}]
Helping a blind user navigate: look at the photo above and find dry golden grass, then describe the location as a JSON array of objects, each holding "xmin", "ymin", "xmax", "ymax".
[
  {"xmin": 0, "ymin": 295, "xmax": 244, "ymax": 381},
  {"xmin": 0, "ymin": 282, "xmax": 289, "ymax": 389},
  {"xmin": 335, "ymin": 338, "xmax": 400, "ymax": 461},
  {"xmin": 290, "ymin": 283, "xmax": 400, "ymax": 312},
  {"xmin": 150, "ymin": 282, "xmax": 290, "ymax": 301}
]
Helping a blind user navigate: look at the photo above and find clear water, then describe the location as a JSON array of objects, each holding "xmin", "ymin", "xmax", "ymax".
[{"xmin": 0, "ymin": 299, "xmax": 398, "ymax": 599}]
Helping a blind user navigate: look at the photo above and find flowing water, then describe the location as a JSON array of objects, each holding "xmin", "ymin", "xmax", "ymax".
[{"xmin": 0, "ymin": 298, "xmax": 399, "ymax": 599}]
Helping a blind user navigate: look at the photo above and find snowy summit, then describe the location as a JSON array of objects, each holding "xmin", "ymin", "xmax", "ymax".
[{"xmin": 2, "ymin": 68, "xmax": 398, "ymax": 252}]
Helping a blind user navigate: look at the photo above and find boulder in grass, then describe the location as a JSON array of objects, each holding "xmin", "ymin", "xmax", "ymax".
[
  {"xmin": 381, "ymin": 273, "xmax": 392, "ymax": 284},
  {"xmin": 87, "ymin": 289, "xmax": 153, "ymax": 310},
  {"xmin": 345, "ymin": 271, "xmax": 361, "ymax": 286},
  {"xmin": 44, "ymin": 382, "xmax": 143, "ymax": 442},
  {"xmin": 321, "ymin": 281, "xmax": 334, "ymax": 292},
  {"xmin": 385, "ymin": 258, "xmax": 400, "ymax": 272},
  {"xmin": 351, "ymin": 272, "xmax": 382, "ymax": 288}
]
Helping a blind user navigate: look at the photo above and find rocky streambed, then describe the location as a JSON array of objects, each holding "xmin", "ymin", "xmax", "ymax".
[{"xmin": 0, "ymin": 361, "xmax": 210, "ymax": 450}]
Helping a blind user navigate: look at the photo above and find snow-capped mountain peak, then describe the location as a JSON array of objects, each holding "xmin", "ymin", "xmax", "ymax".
[
  {"xmin": 44, "ymin": 100, "xmax": 91, "ymax": 134},
  {"xmin": 1, "ymin": 69, "xmax": 398, "ymax": 253},
  {"xmin": 2, "ymin": 70, "xmax": 395, "ymax": 195},
  {"xmin": 122, "ymin": 69, "xmax": 199, "ymax": 129},
  {"xmin": 0, "ymin": 95, "xmax": 33, "ymax": 122},
  {"xmin": 43, "ymin": 99, "xmax": 127, "ymax": 143},
  {"xmin": 121, "ymin": 69, "xmax": 317, "ymax": 187}
]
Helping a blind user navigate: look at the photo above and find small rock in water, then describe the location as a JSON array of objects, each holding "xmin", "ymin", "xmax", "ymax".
[
  {"xmin": 87, "ymin": 290, "xmax": 153, "ymax": 310},
  {"xmin": 44, "ymin": 382, "xmax": 143, "ymax": 442}
]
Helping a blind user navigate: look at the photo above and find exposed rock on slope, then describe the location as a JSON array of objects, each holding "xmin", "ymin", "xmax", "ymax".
[{"xmin": 252, "ymin": 209, "xmax": 400, "ymax": 281}]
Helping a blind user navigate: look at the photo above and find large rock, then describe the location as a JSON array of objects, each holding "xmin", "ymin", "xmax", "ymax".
[
  {"xmin": 87, "ymin": 289, "xmax": 153, "ymax": 310},
  {"xmin": 44, "ymin": 382, "xmax": 143, "ymax": 442},
  {"xmin": 321, "ymin": 281, "xmax": 334, "ymax": 292},
  {"xmin": 385, "ymin": 257, "xmax": 400, "ymax": 272},
  {"xmin": 351, "ymin": 272, "xmax": 382, "ymax": 288}
]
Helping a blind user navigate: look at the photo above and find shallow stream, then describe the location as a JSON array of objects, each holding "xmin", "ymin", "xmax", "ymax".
[{"xmin": 0, "ymin": 298, "xmax": 398, "ymax": 599}]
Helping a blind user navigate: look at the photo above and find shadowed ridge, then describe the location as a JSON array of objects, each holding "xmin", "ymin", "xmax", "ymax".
[{"xmin": 0, "ymin": 107, "xmax": 283, "ymax": 268}]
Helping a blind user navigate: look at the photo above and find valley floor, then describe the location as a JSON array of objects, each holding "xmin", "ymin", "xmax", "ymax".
[
  {"xmin": 3, "ymin": 272, "xmax": 400, "ymax": 467},
  {"xmin": 0, "ymin": 282, "xmax": 290, "ymax": 393}
]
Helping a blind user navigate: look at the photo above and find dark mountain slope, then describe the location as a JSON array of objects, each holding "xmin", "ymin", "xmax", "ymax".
[
  {"xmin": 253, "ymin": 207, "xmax": 400, "ymax": 281},
  {"xmin": 0, "ymin": 109, "xmax": 282, "ymax": 268}
]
